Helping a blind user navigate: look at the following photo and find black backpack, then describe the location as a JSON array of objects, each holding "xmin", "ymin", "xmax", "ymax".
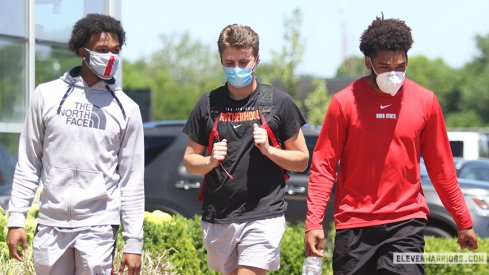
[{"xmin": 198, "ymin": 84, "xmax": 288, "ymax": 201}]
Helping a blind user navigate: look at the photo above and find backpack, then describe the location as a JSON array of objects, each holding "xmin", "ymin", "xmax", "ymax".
[{"xmin": 198, "ymin": 84, "xmax": 289, "ymax": 202}]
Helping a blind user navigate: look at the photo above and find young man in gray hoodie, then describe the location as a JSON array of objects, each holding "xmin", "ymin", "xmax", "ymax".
[{"xmin": 6, "ymin": 14, "xmax": 144, "ymax": 275}]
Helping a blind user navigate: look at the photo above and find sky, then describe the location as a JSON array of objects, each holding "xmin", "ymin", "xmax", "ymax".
[{"xmin": 122, "ymin": 0, "xmax": 489, "ymax": 78}]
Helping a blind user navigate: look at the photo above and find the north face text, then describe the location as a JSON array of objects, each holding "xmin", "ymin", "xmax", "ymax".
[{"xmin": 58, "ymin": 102, "xmax": 107, "ymax": 129}]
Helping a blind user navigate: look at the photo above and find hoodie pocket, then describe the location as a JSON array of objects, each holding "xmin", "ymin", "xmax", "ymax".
[{"xmin": 42, "ymin": 166, "xmax": 108, "ymax": 217}]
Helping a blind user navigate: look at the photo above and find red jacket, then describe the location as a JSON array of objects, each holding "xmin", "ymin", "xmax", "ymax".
[{"xmin": 306, "ymin": 77, "xmax": 473, "ymax": 231}]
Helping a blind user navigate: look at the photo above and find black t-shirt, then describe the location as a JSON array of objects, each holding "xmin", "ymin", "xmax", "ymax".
[{"xmin": 183, "ymin": 81, "xmax": 306, "ymax": 223}]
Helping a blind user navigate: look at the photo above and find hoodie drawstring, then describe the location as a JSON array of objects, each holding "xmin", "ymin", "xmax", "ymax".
[
  {"xmin": 106, "ymin": 84, "xmax": 126, "ymax": 120},
  {"xmin": 57, "ymin": 84, "xmax": 75, "ymax": 115}
]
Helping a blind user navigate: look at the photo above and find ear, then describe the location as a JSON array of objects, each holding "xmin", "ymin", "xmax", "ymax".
[
  {"xmin": 364, "ymin": 55, "xmax": 371, "ymax": 70},
  {"xmin": 78, "ymin": 48, "xmax": 88, "ymax": 59},
  {"xmin": 255, "ymin": 54, "xmax": 260, "ymax": 65}
]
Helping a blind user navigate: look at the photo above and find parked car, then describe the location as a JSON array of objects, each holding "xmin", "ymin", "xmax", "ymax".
[
  {"xmin": 448, "ymin": 131, "xmax": 489, "ymax": 160},
  {"xmin": 454, "ymin": 157, "xmax": 489, "ymax": 182},
  {"xmin": 144, "ymin": 120, "xmax": 489, "ymax": 238},
  {"xmin": 420, "ymin": 159, "xmax": 489, "ymax": 237}
]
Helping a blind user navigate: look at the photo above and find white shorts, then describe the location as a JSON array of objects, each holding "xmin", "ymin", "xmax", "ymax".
[
  {"xmin": 33, "ymin": 224, "xmax": 118, "ymax": 275},
  {"xmin": 201, "ymin": 215, "xmax": 286, "ymax": 274}
]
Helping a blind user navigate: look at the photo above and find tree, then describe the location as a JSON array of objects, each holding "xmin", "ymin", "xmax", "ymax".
[
  {"xmin": 335, "ymin": 56, "xmax": 368, "ymax": 78},
  {"xmin": 264, "ymin": 8, "xmax": 304, "ymax": 100},
  {"xmin": 304, "ymin": 79, "xmax": 330, "ymax": 126},
  {"xmin": 406, "ymin": 55, "xmax": 459, "ymax": 114},
  {"xmin": 445, "ymin": 111, "xmax": 484, "ymax": 128},
  {"xmin": 456, "ymin": 33, "xmax": 489, "ymax": 126},
  {"xmin": 123, "ymin": 33, "xmax": 223, "ymax": 120},
  {"xmin": 122, "ymin": 59, "xmax": 153, "ymax": 90}
]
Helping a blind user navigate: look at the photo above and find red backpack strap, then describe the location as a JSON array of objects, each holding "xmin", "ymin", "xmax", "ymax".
[
  {"xmin": 207, "ymin": 117, "xmax": 219, "ymax": 154},
  {"xmin": 198, "ymin": 178, "xmax": 206, "ymax": 202},
  {"xmin": 200, "ymin": 117, "xmax": 219, "ymax": 202},
  {"xmin": 260, "ymin": 114, "xmax": 280, "ymax": 149}
]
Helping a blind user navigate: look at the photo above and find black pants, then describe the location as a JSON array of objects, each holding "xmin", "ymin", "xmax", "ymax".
[{"xmin": 333, "ymin": 218, "xmax": 426, "ymax": 275}]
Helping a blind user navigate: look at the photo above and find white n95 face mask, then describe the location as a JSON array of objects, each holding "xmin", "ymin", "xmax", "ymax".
[
  {"xmin": 84, "ymin": 48, "xmax": 120, "ymax": 80},
  {"xmin": 370, "ymin": 58, "xmax": 406, "ymax": 96},
  {"xmin": 375, "ymin": 71, "xmax": 406, "ymax": 96}
]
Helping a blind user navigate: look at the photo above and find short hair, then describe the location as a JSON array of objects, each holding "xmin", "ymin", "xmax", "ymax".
[
  {"xmin": 359, "ymin": 16, "xmax": 413, "ymax": 57},
  {"xmin": 217, "ymin": 24, "xmax": 259, "ymax": 59},
  {"xmin": 68, "ymin": 13, "xmax": 126, "ymax": 55}
]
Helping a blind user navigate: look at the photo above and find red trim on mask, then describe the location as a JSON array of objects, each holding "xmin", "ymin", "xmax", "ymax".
[{"xmin": 104, "ymin": 55, "xmax": 116, "ymax": 77}]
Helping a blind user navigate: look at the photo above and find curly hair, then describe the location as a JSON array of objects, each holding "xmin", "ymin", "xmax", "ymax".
[
  {"xmin": 217, "ymin": 24, "xmax": 259, "ymax": 58},
  {"xmin": 68, "ymin": 13, "xmax": 126, "ymax": 55},
  {"xmin": 359, "ymin": 16, "xmax": 413, "ymax": 57}
]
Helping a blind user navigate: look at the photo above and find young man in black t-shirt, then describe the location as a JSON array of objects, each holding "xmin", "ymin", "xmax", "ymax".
[{"xmin": 183, "ymin": 24, "xmax": 309, "ymax": 274}]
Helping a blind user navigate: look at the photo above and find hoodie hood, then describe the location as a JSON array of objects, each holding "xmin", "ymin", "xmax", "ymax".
[
  {"xmin": 60, "ymin": 66, "xmax": 122, "ymax": 92},
  {"xmin": 57, "ymin": 66, "xmax": 126, "ymax": 120}
]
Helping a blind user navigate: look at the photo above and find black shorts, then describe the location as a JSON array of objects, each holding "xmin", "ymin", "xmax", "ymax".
[{"xmin": 333, "ymin": 218, "xmax": 426, "ymax": 275}]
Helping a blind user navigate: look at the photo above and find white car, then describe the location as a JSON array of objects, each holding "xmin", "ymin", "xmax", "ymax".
[{"xmin": 448, "ymin": 131, "xmax": 489, "ymax": 160}]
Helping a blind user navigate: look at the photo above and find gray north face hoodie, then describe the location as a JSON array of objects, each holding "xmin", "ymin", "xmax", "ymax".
[{"xmin": 8, "ymin": 67, "xmax": 145, "ymax": 253}]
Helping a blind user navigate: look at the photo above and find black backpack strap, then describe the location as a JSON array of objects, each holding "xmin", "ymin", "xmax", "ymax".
[
  {"xmin": 258, "ymin": 85, "xmax": 282, "ymax": 146},
  {"xmin": 258, "ymin": 84, "xmax": 273, "ymax": 122},
  {"xmin": 208, "ymin": 87, "xmax": 224, "ymax": 122},
  {"xmin": 258, "ymin": 85, "xmax": 289, "ymax": 181}
]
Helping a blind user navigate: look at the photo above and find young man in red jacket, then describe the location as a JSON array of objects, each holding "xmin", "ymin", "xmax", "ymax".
[{"xmin": 304, "ymin": 16, "xmax": 478, "ymax": 274}]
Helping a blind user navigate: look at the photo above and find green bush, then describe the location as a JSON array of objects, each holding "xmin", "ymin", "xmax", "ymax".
[
  {"xmin": 1, "ymin": 206, "xmax": 488, "ymax": 274},
  {"xmin": 142, "ymin": 214, "xmax": 215, "ymax": 274}
]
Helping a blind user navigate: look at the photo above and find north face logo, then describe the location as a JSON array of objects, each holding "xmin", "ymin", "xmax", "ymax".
[
  {"xmin": 89, "ymin": 106, "xmax": 106, "ymax": 129},
  {"xmin": 59, "ymin": 102, "xmax": 106, "ymax": 130}
]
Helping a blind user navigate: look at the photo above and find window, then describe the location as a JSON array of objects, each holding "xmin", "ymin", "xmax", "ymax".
[
  {"xmin": 0, "ymin": 0, "xmax": 27, "ymax": 125},
  {"xmin": 0, "ymin": 38, "xmax": 27, "ymax": 124},
  {"xmin": 0, "ymin": 133, "xmax": 20, "ymax": 196},
  {"xmin": 35, "ymin": 44, "xmax": 80, "ymax": 86},
  {"xmin": 34, "ymin": 0, "xmax": 108, "ymax": 86},
  {"xmin": 0, "ymin": 0, "xmax": 26, "ymax": 37},
  {"xmin": 479, "ymin": 135, "xmax": 489, "ymax": 158},
  {"xmin": 289, "ymin": 134, "xmax": 318, "ymax": 175},
  {"xmin": 35, "ymin": 0, "xmax": 106, "ymax": 43},
  {"xmin": 450, "ymin": 141, "xmax": 464, "ymax": 158},
  {"xmin": 145, "ymin": 136, "xmax": 176, "ymax": 166},
  {"xmin": 0, "ymin": 0, "xmax": 111, "ymax": 129},
  {"xmin": 459, "ymin": 164, "xmax": 489, "ymax": 182}
]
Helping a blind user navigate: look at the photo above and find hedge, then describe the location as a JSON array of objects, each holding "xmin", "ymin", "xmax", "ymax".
[{"xmin": 1, "ymin": 206, "xmax": 488, "ymax": 274}]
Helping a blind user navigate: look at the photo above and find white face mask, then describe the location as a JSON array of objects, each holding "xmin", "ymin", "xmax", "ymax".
[
  {"xmin": 370, "ymin": 59, "xmax": 406, "ymax": 96},
  {"xmin": 84, "ymin": 48, "xmax": 120, "ymax": 80}
]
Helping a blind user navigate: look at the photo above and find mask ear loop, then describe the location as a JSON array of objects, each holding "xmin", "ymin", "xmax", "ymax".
[{"xmin": 369, "ymin": 57, "xmax": 379, "ymax": 77}]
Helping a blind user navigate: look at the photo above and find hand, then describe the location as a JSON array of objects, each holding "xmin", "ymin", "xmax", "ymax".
[
  {"xmin": 304, "ymin": 229, "xmax": 325, "ymax": 257},
  {"xmin": 457, "ymin": 228, "xmax": 478, "ymax": 250},
  {"xmin": 118, "ymin": 253, "xmax": 142, "ymax": 275},
  {"xmin": 7, "ymin": 227, "xmax": 29, "ymax": 261},
  {"xmin": 253, "ymin": 123, "xmax": 270, "ymax": 153},
  {"xmin": 210, "ymin": 139, "xmax": 227, "ymax": 166}
]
